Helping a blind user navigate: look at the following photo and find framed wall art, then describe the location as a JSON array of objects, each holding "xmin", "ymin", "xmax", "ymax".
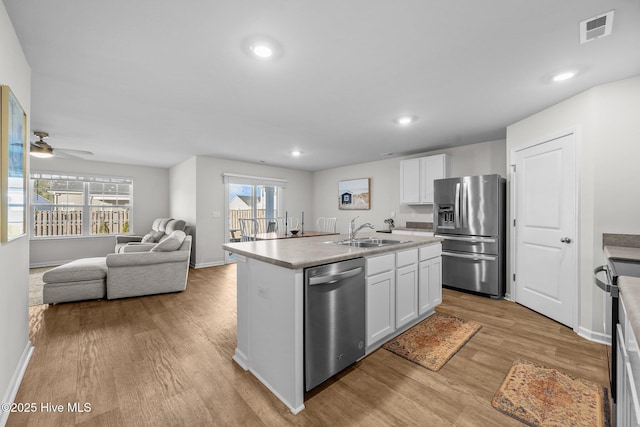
[
  {"xmin": 338, "ymin": 178, "xmax": 370, "ymax": 210},
  {"xmin": 1, "ymin": 85, "xmax": 28, "ymax": 242}
]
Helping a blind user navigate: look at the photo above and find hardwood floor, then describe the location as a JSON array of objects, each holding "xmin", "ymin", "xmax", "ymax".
[{"xmin": 9, "ymin": 264, "xmax": 608, "ymax": 426}]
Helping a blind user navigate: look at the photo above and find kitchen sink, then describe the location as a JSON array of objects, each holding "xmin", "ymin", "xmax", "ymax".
[{"xmin": 328, "ymin": 237, "xmax": 411, "ymax": 248}]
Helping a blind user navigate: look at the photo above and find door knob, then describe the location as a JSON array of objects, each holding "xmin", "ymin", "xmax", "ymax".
[{"xmin": 560, "ymin": 237, "xmax": 572, "ymax": 243}]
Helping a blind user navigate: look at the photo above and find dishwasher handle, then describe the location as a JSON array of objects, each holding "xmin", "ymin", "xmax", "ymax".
[{"xmin": 309, "ymin": 267, "xmax": 363, "ymax": 286}]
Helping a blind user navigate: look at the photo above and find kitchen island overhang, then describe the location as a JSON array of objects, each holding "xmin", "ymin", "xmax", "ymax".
[{"xmin": 223, "ymin": 233, "xmax": 443, "ymax": 414}]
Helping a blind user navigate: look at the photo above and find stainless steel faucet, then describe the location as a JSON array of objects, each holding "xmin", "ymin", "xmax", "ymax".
[{"xmin": 349, "ymin": 216, "xmax": 375, "ymax": 241}]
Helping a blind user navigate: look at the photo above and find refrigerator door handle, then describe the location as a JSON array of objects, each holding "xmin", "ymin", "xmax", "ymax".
[
  {"xmin": 435, "ymin": 234, "xmax": 497, "ymax": 244},
  {"xmin": 442, "ymin": 251, "xmax": 497, "ymax": 262},
  {"xmin": 462, "ymin": 182, "xmax": 468, "ymax": 228},
  {"xmin": 454, "ymin": 183, "xmax": 461, "ymax": 228}
]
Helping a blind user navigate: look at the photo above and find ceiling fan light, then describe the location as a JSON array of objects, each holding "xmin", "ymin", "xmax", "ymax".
[
  {"xmin": 30, "ymin": 144, "xmax": 54, "ymax": 158},
  {"xmin": 30, "ymin": 151, "xmax": 54, "ymax": 158}
]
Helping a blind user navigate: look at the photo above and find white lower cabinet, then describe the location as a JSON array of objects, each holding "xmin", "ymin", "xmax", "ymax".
[
  {"xmin": 396, "ymin": 261, "xmax": 418, "ymax": 328},
  {"xmin": 365, "ymin": 244, "xmax": 442, "ymax": 352},
  {"xmin": 419, "ymin": 256, "xmax": 442, "ymax": 315},
  {"xmin": 617, "ymin": 297, "xmax": 640, "ymax": 427},
  {"xmin": 366, "ymin": 270, "xmax": 395, "ymax": 346}
]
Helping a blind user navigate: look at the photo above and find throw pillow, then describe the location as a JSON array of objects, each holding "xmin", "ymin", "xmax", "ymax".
[
  {"xmin": 141, "ymin": 230, "xmax": 164, "ymax": 243},
  {"xmin": 150, "ymin": 230, "xmax": 186, "ymax": 252}
]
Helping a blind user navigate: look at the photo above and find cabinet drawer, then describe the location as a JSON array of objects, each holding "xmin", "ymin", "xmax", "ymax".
[
  {"xmin": 366, "ymin": 254, "xmax": 395, "ymax": 276},
  {"xmin": 396, "ymin": 249, "xmax": 418, "ymax": 267},
  {"xmin": 419, "ymin": 244, "xmax": 442, "ymax": 261}
]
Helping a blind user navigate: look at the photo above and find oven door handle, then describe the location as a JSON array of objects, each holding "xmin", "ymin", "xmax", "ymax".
[
  {"xmin": 442, "ymin": 251, "xmax": 496, "ymax": 261},
  {"xmin": 594, "ymin": 265, "xmax": 611, "ymax": 293}
]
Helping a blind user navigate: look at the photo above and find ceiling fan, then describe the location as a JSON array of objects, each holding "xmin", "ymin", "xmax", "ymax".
[{"xmin": 30, "ymin": 131, "xmax": 94, "ymax": 159}]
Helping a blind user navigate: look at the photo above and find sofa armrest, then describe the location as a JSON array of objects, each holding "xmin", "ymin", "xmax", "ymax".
[
  {"xmin": 115, "ymin": 235, "xmax": 144, "ymax": 244},
  {"xmin": 120, "ymin": 243, "xmax": 156, "ymax": 253},
  {"xmin": 106, "ymin": 250, "xmax": 190, "ymax": 267}
]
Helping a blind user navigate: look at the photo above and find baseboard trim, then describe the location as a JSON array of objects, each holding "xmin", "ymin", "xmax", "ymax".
[
  {"xmin": 1, "ymin": 341, "xmax": 34, "ymax": 427},
  {"xmin": 193, "ymin": 261, "xmax": 225, "ymax": 269},
  {"xmin": 578, "ymin": 326, "xmax": 611, "ymax": 346},
  {"xmin": 29, "ymin": 261, "xmax": 69, "ymax": 269}
]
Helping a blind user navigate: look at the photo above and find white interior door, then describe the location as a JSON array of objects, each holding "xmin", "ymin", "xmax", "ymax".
[{"xmin": 513, "ymin": 132, "xmax": 577, "ymax": 328}]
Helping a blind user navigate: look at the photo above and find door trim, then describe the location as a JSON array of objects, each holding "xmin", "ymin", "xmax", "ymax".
[{"xmin": 509, "ymin": 126, "xmax": 580, "ymax": 332}]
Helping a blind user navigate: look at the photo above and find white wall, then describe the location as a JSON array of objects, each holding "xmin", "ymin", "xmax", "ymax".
[
  {"xmin": 312, "ymin": 139, "xmax": 507, "ymax": 233},
  {"xmin": 506, "ymin": 74, "xmax": 640, "ymax": 337},
  {"xmin": 30, "ymin": 157, "xmax": 170, "ymax": 266},
  {"xmin": 0, "ymin": 3, "xmax": 32, "ymax": 424},
  {"xmin": 169, "ymin": 156, "xmax": 197, "ymax": 265},
  {"xmin": 170, "ymin": 156, "xmax": 313, "ymax": 267}
]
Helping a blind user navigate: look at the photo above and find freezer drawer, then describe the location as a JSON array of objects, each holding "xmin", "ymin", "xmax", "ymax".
[
  {"xmin": 442, "ymin": 250, "xmax": 504, "ymax": 298},
  {"xmin": 439, "ymin": 234, "xmax": 500, "ymax": 255}
]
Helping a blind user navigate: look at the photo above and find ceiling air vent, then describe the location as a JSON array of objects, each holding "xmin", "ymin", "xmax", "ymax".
[{"xmin": 580, "ymin": 10, "xmax": 614, "ymax": 44}]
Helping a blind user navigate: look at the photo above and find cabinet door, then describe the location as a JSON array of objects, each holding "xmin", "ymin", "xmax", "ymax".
[
  {"xmin": 429, "ymin": 257, "xmax": 442, "ymax": 307},
  {"xmin": 366, "ymin": 270, "xmax": 395, "ymax": 346},
  {"xmin": 396, "ymin": 264, "xmax": 418, "ymax": 328},
  {"xmin": 400, "ymin": 158, "xmax": 421, "ymax": 204},
  {"xmin": 420, "ymin": 155, "xmax": 448, "ymax": 204},
  {"xmin": 419, "ymin": 257, "xmax": 442, "ymax": 315},
  {"xmin": 618, "ymin": 324, "xmax": 629, "ymax": 426}
]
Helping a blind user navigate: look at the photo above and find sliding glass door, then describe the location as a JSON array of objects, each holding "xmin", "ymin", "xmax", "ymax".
[{"xmin": 224, "ymin": 174, "xmax": 286, "ymax": 263}]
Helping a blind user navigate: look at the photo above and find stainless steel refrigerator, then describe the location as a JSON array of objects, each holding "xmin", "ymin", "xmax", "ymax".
[{"xmin": 434, "ymin": 174, "xmax": 506, "ymax": 298}]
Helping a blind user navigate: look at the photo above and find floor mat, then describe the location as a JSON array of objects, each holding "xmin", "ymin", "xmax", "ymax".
[
  {"xmin": 492, "ymin": 358, "xmax": 610, "ymax": 427},
  {"xmin": 383, "ymin": 312, "xmax": 481, "ymax": 371}
]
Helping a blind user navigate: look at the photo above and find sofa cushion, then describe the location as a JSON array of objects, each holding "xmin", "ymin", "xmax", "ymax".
[
  {"xmin": 156, "ymin": 218, "xmax": 173, "ymax": 233},
  {"xmin": 164, "ymin": 219, "xmax": 186, "ymax": 234},
  {"xmin": 151, "ymin": 230, "xmax": 186, "ymax": 252},
  {"xmin": 141, "ymin": 230, "xmax": 164, "ymax": 243},
  {"xmin": 43, "ymin": 257, "xmax": 108, "ymax": 283}
]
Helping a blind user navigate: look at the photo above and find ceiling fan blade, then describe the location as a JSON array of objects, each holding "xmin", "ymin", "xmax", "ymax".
[
  {"xmin": 53, "ymin": 151, "xmax": 85, "ymax": 160},
  {"xmin": 55, "ymin": 148, "xmax": 94, "ymax": 156}
]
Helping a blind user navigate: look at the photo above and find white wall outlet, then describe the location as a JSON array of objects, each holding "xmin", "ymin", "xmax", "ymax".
[
  {"xmin": 390, "ymin": 211, "xmax": 396, "ymax": 218},
  {"xmin": 212, "ymin": 211, "xmax": 221, "ymax": 218}
]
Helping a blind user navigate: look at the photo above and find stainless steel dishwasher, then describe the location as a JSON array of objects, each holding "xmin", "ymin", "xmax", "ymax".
[{"xmin": 305, "ymin": 257, "xmax": 365, "ymax": 391}]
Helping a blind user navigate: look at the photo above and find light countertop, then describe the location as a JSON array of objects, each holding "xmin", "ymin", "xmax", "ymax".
[
  {"xmin": 222, "ymin": 232, "xmax": 442, "ymax": 269},
  {"xmin": 619, "ymin": 276, "xmax": 640, "ymax": 342},
  {"xmin": 604, "ymin": 245, "xmax": 640, "ymax": 263},
  {"xmin": 393, "ymin": 227, "xmax": 434, "ymax": 232}
]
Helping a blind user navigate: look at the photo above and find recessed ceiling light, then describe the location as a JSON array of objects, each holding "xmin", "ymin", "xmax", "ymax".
[
  {"xmin": 395, "ymin": 115, "xmax": 418, "ymax": 126},
  {"xmin": 251, "ymin": 44, "xmax": 273, "ymax": 59},
  {"xmin": 243, "ymin": 36, "xmax": 282, "ymax": 60},
  {"xmin": 552, "ymin": 71, "xmax": 576, "ymax": 82},
  {"xmin": 291, "ymin": 151, "xmax": 302, "ymax": 157}
]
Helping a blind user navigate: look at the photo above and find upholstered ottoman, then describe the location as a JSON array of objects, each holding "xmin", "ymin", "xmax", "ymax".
[{"xmin": 42, "ymin": 257, "xmax": 107, "ymax": 304}]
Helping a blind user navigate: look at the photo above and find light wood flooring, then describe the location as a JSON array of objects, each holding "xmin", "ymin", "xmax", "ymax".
[{"xmin": 9, "ymin": 264, "xmax": 608, "ymax": 426}]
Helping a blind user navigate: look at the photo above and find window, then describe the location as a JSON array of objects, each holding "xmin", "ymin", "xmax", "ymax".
[{"xmin": 31, "ymin": 172, "xmax": 133, "ymax": 238}]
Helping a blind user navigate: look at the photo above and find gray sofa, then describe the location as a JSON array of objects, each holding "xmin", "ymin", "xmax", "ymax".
[
  {"xmin": 115, "ymin": 217, "xmax": 188, "ymax": 253},
  {"xmin": 106, "ymin": 234, "xmax": 192, "ymax": 299},
  {"xmin": 43, "ymin": 232, "xmax": 192, "ymax": 303}
]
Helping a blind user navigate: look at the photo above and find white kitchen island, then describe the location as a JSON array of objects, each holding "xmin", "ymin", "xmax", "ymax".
[{"xmin": 222, "ymin": 233, "xmax": 442, "ymax": 414}]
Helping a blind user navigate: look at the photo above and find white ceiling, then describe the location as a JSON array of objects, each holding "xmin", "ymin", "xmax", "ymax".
[{"xmin": 4, "ymin": 0, "xmax": 640, "ymax": 171}]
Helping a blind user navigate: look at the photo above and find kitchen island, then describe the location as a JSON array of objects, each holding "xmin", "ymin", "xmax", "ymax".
[{"xmin": 222, "ymin": 233, "xmax": 442, "ymax": 413}]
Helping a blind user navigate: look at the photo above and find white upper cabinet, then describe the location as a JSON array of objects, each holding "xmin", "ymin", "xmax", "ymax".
[{"xmin": 400, "ymin": 154, "xmax": 449, "ymax": 204}]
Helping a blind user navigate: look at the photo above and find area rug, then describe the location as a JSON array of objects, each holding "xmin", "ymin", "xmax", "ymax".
[
  {"xmin": 29, "ymin": 267, "xmax": 51, "ymax": 306},
  {"xmin": 382, "ymin": 312, "xmax": 482, "ymax": 371},
  {"xmin": 492, "ymin": 359, "xmax": 610, "ymax": 427}
]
